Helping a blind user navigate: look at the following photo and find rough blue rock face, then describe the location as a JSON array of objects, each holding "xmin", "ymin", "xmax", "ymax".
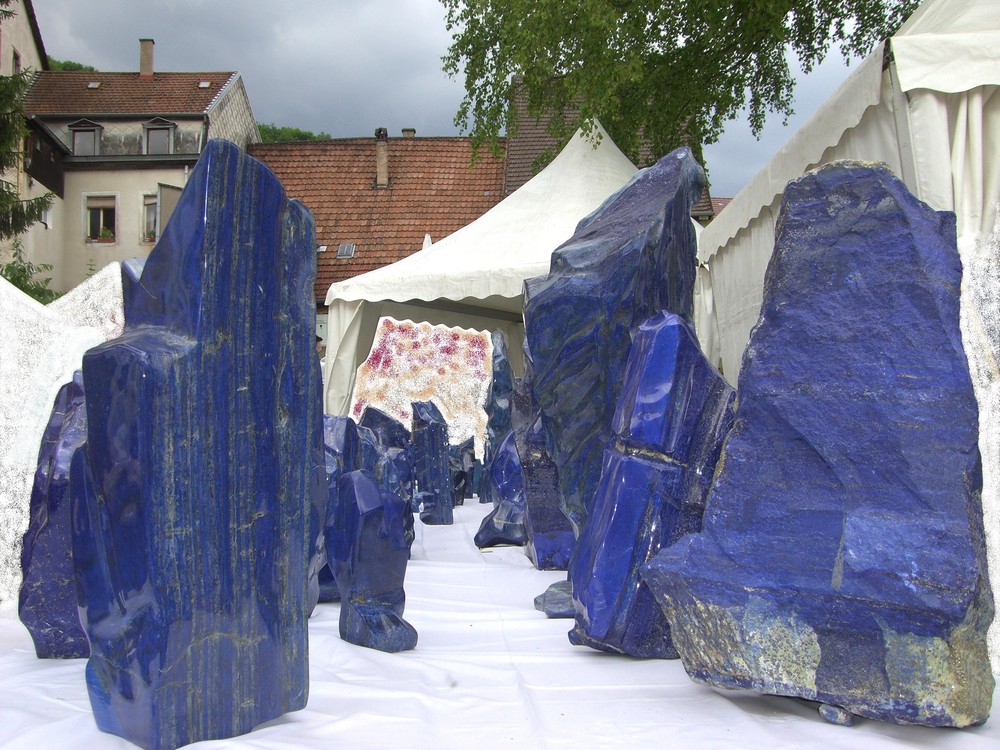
[
  {"xmin": 569, "ymin": 312, "xmax": 735, "ymax": 657},
  {"xmin": 523, "ymin": 148, "xmax": 705, "ymax": 538},
  {"xmin": 642, "ymin": 162, "xmax": 995, "ymax": 727},
  {"xmin": 474, "ymin": 430, "xmax": 527, "ymax": 548},
  {"xmin": 449, "ymin": 436, "xmax": 475, "ymax": 506},
  {"xmin": 512, "ymin": 370, "xmax": 574, "ymax": 571},
  {"xmin": 411, "ymin": 401, "xmax": 453, "ymax": 525},
  {"xmin": 18, "ymin": 371, "xmax": 89, "ymax": 659},
  {"xmin": 358, "ymin": 406, "xmax": 414, "ymax": 512},
  {"xmin": 480, "ymin": 330, "xmax": 515, "ymax": 503},
  {"xmin": 71, "ymin": 140, "xmax": 325, "ymax": 750}
]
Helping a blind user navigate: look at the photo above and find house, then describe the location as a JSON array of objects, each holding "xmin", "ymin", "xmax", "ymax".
[
  {"xmin": 250, "ymin": 130, "xmax": 507, "ymax": 340},
  {"xmin": 20, "ymin": 38, "xmax": 259, "ymax": 291}
]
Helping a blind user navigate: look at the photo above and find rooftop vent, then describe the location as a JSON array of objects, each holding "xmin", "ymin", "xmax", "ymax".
[
  {"xmin": 198, "ymin": 80, "xmax": 211, "ymax": 88},
  {"xmin": 402, "ymin": 128, "xmax": 416, "ymax": 138},
  {"xmin": 336, "ymin": 243, "xmax": 356, "ymax": 259},
  {"xmin": 87, "ymin": 81, "xmax": 100, "ymax": 89}
]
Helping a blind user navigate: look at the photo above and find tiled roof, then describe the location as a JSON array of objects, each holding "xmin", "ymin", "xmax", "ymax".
[
  {"xmin": 250, "ymin": 137, "xmax": 507, "ymax": 303},
  {"xmin": 24, "ymin": 71, "xmax": 237, "ymax": 116},
  {"xmin": 711, "ymin": 197, "xmax": 732, "ymax": 215}
]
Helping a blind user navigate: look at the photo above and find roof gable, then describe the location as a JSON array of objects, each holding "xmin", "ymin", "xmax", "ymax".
[{"xmin": 24, "ymin": 71, "xmax": 237, "ymax": 116}]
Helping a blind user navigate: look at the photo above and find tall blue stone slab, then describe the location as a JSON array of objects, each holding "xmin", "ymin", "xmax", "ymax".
[
  {"xmin": 70, "ymin": 140, "xmax": 325, "ymax": 750},
  {"xmin": 449, "ymin": 436, "xmax": 475, "ymax": 506},
  {"xmin": 18, "ymin": 371, "xmax": 89, "ymax": 659},
  {"xmin": 411, "ymin": 401, "xmax": 452, "ymax": 525},
  {"xmin": 568, "ymin": 313, "xmax": 735, "ymax": 657},
  {"xmin": 511, "ymin": 369, "xmax": 574, "ymax": 571},
  {"xmin": 480, "ymin": 330, "xmax": 515, "ymax": 503},
  {"xmin": 328, "ymin": 470, "xmax": 417, "ymax": 652},
  {"xmin": 474, "ymin": 430, "xmax": 527, "ymax": 548},
  {"xmin": 318, "ymin": 416, "xmax": 362, "ymax": 603},
  {"xmin": 642, "ymin": 162, "xmax": 995, "ymax": 727},
  {"xmin": 523, "ymin": 148, "xmax": 705, "ymax": 538},
  {"xmin": 358, "ymin": 406, "xmax": 414, "ymax": 509}
]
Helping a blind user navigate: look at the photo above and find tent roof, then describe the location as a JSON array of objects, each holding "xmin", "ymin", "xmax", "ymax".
[
  {"xmin": 324, "ymin": 122, "xmax": 637, "ymax": 307},
  {"xmin": 699, "ymin": 0, "xmax": 1000, "ymax": 262}
]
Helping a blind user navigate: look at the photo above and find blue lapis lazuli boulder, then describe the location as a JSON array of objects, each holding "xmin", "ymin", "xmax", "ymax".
[
  {"xmin": 568, "ymin": 312, "xmax": 735, "ymax": 657},
  {"xmin": 358, "ymin": 405, "xmax": 414, "ymax": 510},
  {"xmin": 523, "ymin": 148, "xmax": 705, "ymax": 538},
  {"xmin": 511, "ymin": 370, "xmax": 574, "ymax": 571},
  {"xmin": 474, "ymin": 430, "xmax": 527, "ymax": 548},
  {"xmin": 327, "ymin": 469, "xmax": 417, "ymax": 652},
  {"xmin": 411, "ymin": 400, "xmax": 452, "ymax": 525},
  {"xmin": 449, "ymin": 436, "xmax": 475, "ymax": 506},
  {"xmin": 70, "ymin": 140, "xmax": 325, "ymax": 750},
  {"xmin": 642, "ymin": 162, "xmax": 995, "ymax": 727},
  {"xmin": 480, "ymin": 330, "xmax": 515, "ymax": 503},
  {"xmin": 18, "ymin": 371, "xmax": 90, "ymax": 659}
]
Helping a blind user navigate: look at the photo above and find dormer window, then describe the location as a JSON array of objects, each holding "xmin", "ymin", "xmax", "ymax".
[
  {"xmin": 143, "ymin": 118, "xmax": 175, "ymax": 155},
  {"xmin": 69, "ymin": 119, "xmax": 102, "ymax": 156}
]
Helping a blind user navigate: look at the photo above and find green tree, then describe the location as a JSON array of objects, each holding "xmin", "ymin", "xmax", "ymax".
[
  {"xmin": 48, "ymin": 57, "xmax": 97, "ymax": 72},
  {"xmin": 441, "ymin": 0, "xmax": 920, "ymax": 164},
  {"xmin": 257, "ymin": 122, "xmax": 333, "ymax": 143},
  {"xmin": 0, "ymin": 0, "xmax": 55, "ymax": 301}
]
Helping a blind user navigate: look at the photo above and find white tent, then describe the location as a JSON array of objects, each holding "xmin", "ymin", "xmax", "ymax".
[
  {"xmin": 322, "ymin": 123, "xmax": 638, "ymax": 416},
  {"xmin": 698, "ymin": 0, "xmax": 1000, "ymax": 673}
]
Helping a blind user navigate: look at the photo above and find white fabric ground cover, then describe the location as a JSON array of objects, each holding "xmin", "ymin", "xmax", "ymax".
[{"xmin": 0, "ymin": 503, "xmax": 996, "ymax": 750}]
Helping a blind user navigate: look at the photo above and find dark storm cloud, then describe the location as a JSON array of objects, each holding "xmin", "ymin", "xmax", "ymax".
[{"xmin": 31, "ymin": 0, "xmax": 856, "ymax": 197}]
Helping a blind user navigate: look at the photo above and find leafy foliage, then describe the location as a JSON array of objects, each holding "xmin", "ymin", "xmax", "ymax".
[
  {"xmin": 0, "ymin": 237, "xmax": 59, "ymax": 302},
  {"xmin": 0, "ymin": 0, "xmax": 55, "ymax": 298},
  {"xmin": 48, "ymin": 57, "xmax": 97, "ymax": 72},
  {"xmin": 441, "ymin": 0, "xmax": 921, "ymax": 164},
  {"xmin": 257, "ymin": 122, "xmax": 333, "ymax": 143}
]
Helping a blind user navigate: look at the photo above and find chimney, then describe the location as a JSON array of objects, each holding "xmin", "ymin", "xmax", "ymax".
[
  {"xmin": 375, "ymin": 127, "xmax": 389, "ymax": 188},
  {"xmin": 139, "ymin": 38, "xmax": 154, "ymax": 78},
  {"xmin": 401, "ymin": 128, "xmax": 416, "ymax": 139}
]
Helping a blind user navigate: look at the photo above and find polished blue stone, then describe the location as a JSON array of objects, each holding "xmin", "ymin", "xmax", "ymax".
[
  {"xmin": 71, "ymin": 140, "xmax": 324, "ymax": 750},
  {"xmin": 411, "ymin": 401, "xmax": 452, "ymax": 525},
  {"xmin": 642, "ymin": 163, "xmax": 994, "ymax": 727},
  {"xmin": 480, "ymin": 330, "xmax": 514, "ymax": 503},
  {"xmin": 358, "ymin": 406, "xmax": 414, "ymax": 514},
  {"xmin": 512, "ymin": 370, "xmax": 574, "ymax": 570},
  {"xmin": 523, "ymin": 148, "xmax": 705, "ymax": 538},
  {"xmin": 18, "ymin": 371, "xmax": 89, "ymax": 659},
  {"xmin": 449, "ymin": 436, "xmax": 475, "ymax": 506},
  {"xmin": 327, "ymin": 470, "xmax": 417, "ymax": 652},
  {"xmin": 568, "ymin": 313, "xmax": 734, "ymax": 657},
  {"xmin": 474, "ymin": 430, "xmax": 527, "ymax": 548}
]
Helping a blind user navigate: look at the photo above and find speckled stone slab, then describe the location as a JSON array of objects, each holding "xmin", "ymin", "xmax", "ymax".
[
  {"xmin": 642, "ymin": 162, "xmax": 995, "ymax": 727},
  {"xmin": 71, "ymin": 140, "xmax": 324, "ymax": 750}
]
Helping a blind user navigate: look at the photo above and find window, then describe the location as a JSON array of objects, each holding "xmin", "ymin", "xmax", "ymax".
[
  {"xmin": 86, "ymin": 196, "xmax": 116, "ymax": 241},
  {"xmin": 69, "ymin": 120, "xmax": 102, "ymax": 156},
  {"xmin": 12, "ymin": 49, "xmax": 20, "ymax": 74},
  {"xmin": 336, "ymin": 243, "xmax": 356, "ymax": 259},
  {"xmin": 143, "ymin": 119, "xmax": 175, "ymax": 155},
  {"xmin": 143, "ymin": 195, "xmax": 157, "ymax": 242}
]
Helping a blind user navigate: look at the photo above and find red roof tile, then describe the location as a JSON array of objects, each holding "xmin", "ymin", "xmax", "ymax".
[
  {"xmin": 250, "ymin": 137, "xmax": 506, "ymax": 303},
  {"xmin": 24, "ymin": 71, "xmax": 237, "ymax": 116}
]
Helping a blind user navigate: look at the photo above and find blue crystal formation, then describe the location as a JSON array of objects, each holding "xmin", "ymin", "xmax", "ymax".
[
  {"xmin": 512, "ymin": 367, "xmax": 574, "ymax": 570},
  {"xmin": 642, "ymin": 162, "xmax": 995, "ymax": 727},
  {"xmin": 474, "ymin": 430, "xmax": 527, "ymax": 548},
  {"xmin": 568, "ymin": 312, "xmax": 735, "ymax": 657},
  {"xmin": 523, "ymin": 149, "xmax": 705, "ymax": 538},
  {"xmin": 358, "ymin": 405, "xmax": 414, "ymax": 511},
  {"xmin": 411, "ymin": 401, "xmax": 453, "ymax": 525},
  {"xmin": 18, "ymin": 371, "xmax": 89, "ymax": 659},
  {"xmin": 70, "ymin": 140, "xmax": 324, "ymax": 750},
  {"xmin": 449, "ymin": 436, "xmax": 475, "ymax": 506},
  {"xmin": 480, "ymin": 330, "xmax": 514, "ymax": 503}
]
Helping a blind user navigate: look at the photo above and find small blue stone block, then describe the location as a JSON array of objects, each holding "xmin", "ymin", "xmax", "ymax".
[
  {"xmin": 480, "ymin": 330, "xmax": 515, "ymax": 503},
  {"xmin": 18, "ymin": 371, "xmax": 90, "ymax": 659},
  {"xmin": 474, "ymin": 430, "xmax": 527, "ymax": 548},
  {"xmin": 71, "ymin": 140, "xmax": 324, "ymax": 750},
  {"xmin": 642, "ymin": 162, "xmax": 994, "ymax": 727},
  {"xmin": 569, "ymin": 313, "xmax": 734, "ymax": 657},
  {"xmin": 411, "ymin": 401, "xmax": 453, "ymax": 525}
]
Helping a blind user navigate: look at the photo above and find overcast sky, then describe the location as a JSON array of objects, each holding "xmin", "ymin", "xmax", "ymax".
[{"xmin": 31, "ymin": 0, "xmax": 860, "ymax": 198}]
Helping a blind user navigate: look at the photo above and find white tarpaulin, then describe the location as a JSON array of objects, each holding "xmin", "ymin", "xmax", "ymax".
[
  {"xmin": 322, "ymin": 123, "xmax": 638, "ymax": 416},
  {"xmin": 697, "ymin": 0, "xmax": 1000, "ymax": 674}
]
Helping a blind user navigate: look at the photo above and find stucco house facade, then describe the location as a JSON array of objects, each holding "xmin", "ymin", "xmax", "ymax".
[{"xmin": 20, "ymin": 37, "xmax": 259, "ymax": 291}]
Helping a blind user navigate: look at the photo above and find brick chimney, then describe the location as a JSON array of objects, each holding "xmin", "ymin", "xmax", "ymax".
[
  {"xmin": 375, "ymin": 127, "xmax": 389, "ymax": 188},
  {"xmin": 139, "ymin": 38, "xmax": 154, "ymax": 78}
]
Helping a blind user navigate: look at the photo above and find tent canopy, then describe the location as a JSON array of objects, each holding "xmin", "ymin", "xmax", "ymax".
[{"xmin": 322, "ymin": 123, "xmax": 638, "ymax": 415}]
